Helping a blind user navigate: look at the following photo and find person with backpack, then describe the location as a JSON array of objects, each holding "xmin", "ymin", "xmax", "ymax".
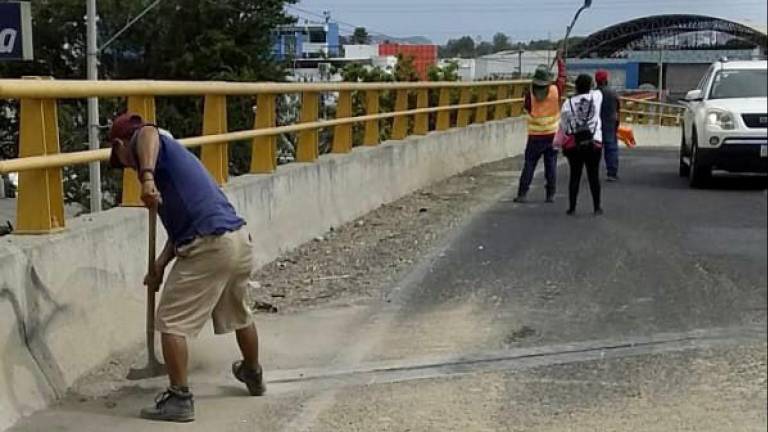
[
  {"xmin": 512, "ymin": 51, "xmax": 566, "ymax": 204},
  {"xmin": 595, "ymin": 70, "xmax": 622, "ymax": 181},
  {"xmin": 560, "ymin": 74, "xmax": 604, "ymax": 216}
]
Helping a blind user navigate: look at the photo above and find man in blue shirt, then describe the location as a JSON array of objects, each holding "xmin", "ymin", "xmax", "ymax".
[
  {"xmin": 109, "ymin": 113, "xmax": 265, "ymax": 422},
  {"xmin": 595, "ymin": 70, "xmax": 622, "ymax": 181}
]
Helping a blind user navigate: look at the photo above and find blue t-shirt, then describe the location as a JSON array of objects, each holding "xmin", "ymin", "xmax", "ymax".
[{"xmin": 140, "ymin": 129, "xmax": 245, "ymax": 247}]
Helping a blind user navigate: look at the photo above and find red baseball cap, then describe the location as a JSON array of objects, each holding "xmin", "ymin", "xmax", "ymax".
[
  {"xmin": 108, "ymin": 112, "xmax": 144, "ymax": 168},
  {"xmin": 595, "ymin": 70, "xmax": 609, "ymax": 85}
]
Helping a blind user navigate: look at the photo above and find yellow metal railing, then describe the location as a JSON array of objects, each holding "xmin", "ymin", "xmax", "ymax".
[
  {"xmin": 0, "ymin": 78, "xmax": 530, "ymax": 234},
  {"xmin": 620, "ymin": 97, "xmax": 685, "ymax": 127},
  {"xmin": 0, "ymin": 78, "xmax": 686, "ymax": 235}
]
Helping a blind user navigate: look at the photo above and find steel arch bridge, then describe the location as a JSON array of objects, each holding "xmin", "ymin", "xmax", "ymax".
[{"xmin": 571, "ymin": 14, "xmax": 768, "ymax": 58}]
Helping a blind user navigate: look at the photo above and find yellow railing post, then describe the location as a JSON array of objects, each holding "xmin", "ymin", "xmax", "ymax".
[
  {"xmin": 250, "ymin": 93, "xmax": 277, "ymax": 173},
  {"xmin": 494, "ymin": 85, "xmax": 509, "ymax": 120},
  {"xmin": 436, "ymin": 87, "xmax": 452, "ymax": 131},
  {"xmin": 123, "ymin": 95, "xmax": 156, "ymax": 206},
  {"xmin": 333, "ymin": 90, "xmax": 353, "ymax": 153},
  {"xmin": 201, "ymin": 94, "xmax": 229, "ymax": 185},
  {"xmin": 413, "ymin": 88, "xmax": 429, "ymax": 135},
  {"xmin": 475, "ymin": 87, "xmax": 489, "ymax": 124},
  {"xmin": 624, "ymin": 100, "xmax": 634, "ymax": 124},
  {"xmin": 457, "ymin": 88, "xmax": 472, "ymax": 127},
  {"xmin": 391, "ymin": 89, "xmax": 409, "ymax": 140},
  {"xmin": 510, "ymin": 83, "xmax": 525, "ymax": 117},
  {"xmin": 363, "ymin": 90, "xmax": 380, "ymax": 146},
  {"xmin": 297, "ymin": 91, "xmax": 319, "ymax": 162},
  {"xmin": 15, "ymin": 84, "xmax": 65, "ymax": 234}
]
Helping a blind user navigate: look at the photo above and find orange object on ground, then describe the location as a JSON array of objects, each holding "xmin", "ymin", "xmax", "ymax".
[{"xmin": 618, "ymin": 124, "xmax": 636, "ymax": 148}]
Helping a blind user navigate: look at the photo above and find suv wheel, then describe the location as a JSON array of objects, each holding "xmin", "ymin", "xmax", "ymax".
[
  {"xmin": 679, "ymin": 127, "xmax": 690, "ymax": 177},
  {"xmin": 689, "ymin": 133, "xmax": 712, "ymax": 188}
]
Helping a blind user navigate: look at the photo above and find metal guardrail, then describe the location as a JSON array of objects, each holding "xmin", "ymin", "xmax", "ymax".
[
  {"xmin": 0, "ymin": 78, "xmax": 529, "ymax": 234},
  {"xmin": 620, "ymin": 97, "xmax": 685, "ymax": 127},
  {"xmin": 0, "ymin": 77, "xmax": 684, "ymax": 234}
]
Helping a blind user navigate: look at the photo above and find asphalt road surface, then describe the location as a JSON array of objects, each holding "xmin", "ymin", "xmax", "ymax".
[{"xmin": 12, "ymin": 149, "xmax": 767, "ymax": 431}]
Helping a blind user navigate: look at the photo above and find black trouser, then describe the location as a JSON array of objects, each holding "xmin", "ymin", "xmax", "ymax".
[
  {"xmin": 564, "ymin": 146, "xmax": 602, "ymax": 211},
  {"xmin": 517, "ymin": 135, "xmax": 558, "ymax": 198}
]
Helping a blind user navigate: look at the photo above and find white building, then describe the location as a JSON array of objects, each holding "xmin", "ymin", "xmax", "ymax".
[
  {"xmin": 441, "ymin": 50, "xmax": 557, "ymax": 81},
  {"xmin": 343, "ymin": 44, "xmax": 379, "ymax": 59},
  {"xmin": 474, "ymin": 50, "xmax": 557, "ymax": 80}
]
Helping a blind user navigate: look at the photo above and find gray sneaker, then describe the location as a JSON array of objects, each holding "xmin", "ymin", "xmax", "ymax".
[
  {"xmin": 140, "ymin": 386, "xmax": 194, "ymax": 423},
  {"xmin": 232, "ymin": 361, "xmax": 266, "ymax": 396}
]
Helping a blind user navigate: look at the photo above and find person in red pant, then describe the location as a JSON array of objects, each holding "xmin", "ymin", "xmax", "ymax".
[{"xmin": 513, "ymin": 51, "xmax": 566, "ymax": 204}]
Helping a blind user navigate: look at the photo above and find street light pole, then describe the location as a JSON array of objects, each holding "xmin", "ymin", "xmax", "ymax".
[
  {"xmin": 551, "ymin": 0, "xmax": 593, "ymax": 68},
  {"xmin": 86, "ymin": 0, "xmax": 101, "ymax": 212},
  {"xmin": 658, "ymin": 46, "xmax": 664, "ymax": 102}
]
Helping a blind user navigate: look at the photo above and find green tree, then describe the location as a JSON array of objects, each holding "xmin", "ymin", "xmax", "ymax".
[
  {"xmin": 350, "ymin": 27, "xmax": 371, "ymax": 44},
  {"xmin": 394, "ymin": 54, "xmax": 420, "ymax": 82},
  {"xmin": 440, "ymin": 36, "xmax": 476, "ymax": 58},
  {"xmin": 427, "ymin": 61, "xmax": 460, "ymax": 82},
  {"xmin": 475, "ymin": 41, "xmax": 494, "ymax": 57},
  {"xmin": 0, "ymin": 0, "xmax": 297, "ymax": 211},
  {"xmin": 492, "ymin": 33, "xmax": 512, "ymax": 52}
]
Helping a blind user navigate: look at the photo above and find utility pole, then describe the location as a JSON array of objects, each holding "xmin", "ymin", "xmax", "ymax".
[
  {"xmin": 547, "ymin": 31, "xmax": 551, "ymax": 66},
  {"xmin": 657, "ymin": 46, "xmax": 664, "ymax": 102},
  {"xmin": 83, "ymin": 0, "xmax": 162, "ymax": 212},
  {"xmin": 518, "ymin": 50, "xmax": 523, "ymax": 78},
  {"xmin": 86, "ymin": 0, "xmax": 101, "ymax": 212}
]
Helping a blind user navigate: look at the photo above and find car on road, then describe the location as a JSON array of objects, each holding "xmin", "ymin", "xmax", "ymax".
[{"xmin": 679, "ymin": 59, "xmax": 768, "ymax": 187}]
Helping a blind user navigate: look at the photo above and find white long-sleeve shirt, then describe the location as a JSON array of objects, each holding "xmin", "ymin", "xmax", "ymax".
[{"xmin": 560, "ymin": 90, "xmax": 604, "ymax": 144}]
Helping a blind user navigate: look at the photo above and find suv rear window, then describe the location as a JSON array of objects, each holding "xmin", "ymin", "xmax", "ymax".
[{"xmin": 709, "ymin": 69, "xmax": 768, "ymax": 99}]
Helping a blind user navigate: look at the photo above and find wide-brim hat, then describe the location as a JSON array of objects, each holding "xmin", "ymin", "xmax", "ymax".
[{"xmin": 531, "ymin": 64, "xmax": 552, "ymax": 87}]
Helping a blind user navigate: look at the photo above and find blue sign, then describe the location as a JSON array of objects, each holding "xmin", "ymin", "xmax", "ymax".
[{"xmin": 0, "ymin": 1, "xmax": 33, "ymax": 61}]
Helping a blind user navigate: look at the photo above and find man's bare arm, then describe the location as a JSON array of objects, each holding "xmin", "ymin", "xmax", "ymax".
[
  {"xmin": 135, "ymin": 126, "xmax": 160, "ymax": 181},
  {"xmin": 134, "ymin": 126, "xmax": 162, "ymax": 207}
]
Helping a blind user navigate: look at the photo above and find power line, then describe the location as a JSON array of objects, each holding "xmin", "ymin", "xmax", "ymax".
[{"xmin": 285, "ymin": 4, "xmax": 395, "ymax": 38}]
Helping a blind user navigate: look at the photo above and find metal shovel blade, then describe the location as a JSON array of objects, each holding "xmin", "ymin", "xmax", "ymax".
[{"xmin": 126, "ymin": 355, "xmax": 166, "ymax": 380}]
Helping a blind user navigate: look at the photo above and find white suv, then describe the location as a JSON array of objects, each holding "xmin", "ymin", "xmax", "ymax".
[{"xmin": 680, "ymin": 59, "xmax": 768, "ymax": 187}]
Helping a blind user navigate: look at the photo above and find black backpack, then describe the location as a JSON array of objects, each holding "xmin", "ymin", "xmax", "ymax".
[{"xmin": 569, "ymin": 97, "xmax": 595, "ymax": 149}]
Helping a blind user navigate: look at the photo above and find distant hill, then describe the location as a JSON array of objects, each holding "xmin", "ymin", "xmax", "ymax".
[{"xmin": 370, "ymin": 35, "xmax": 433, "ymax": 45}]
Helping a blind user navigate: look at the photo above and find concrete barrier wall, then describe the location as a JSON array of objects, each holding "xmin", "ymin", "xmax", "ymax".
[
  {"xmin": 631, "ymin": 123, "xmax": 681, "ymax": 148},
  {"xmin": 0, "ymin": 118, "xmax": 528, "ymax": 428}
]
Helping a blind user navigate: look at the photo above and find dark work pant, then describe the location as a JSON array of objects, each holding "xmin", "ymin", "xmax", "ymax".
[
  {"xmin": 564, "ymin": 146, "xmax": 602, "ymax": 211},
  {"xmin": 517, "ymin": 136, "xmax": 558, "ymax": 197},
  {"xmin": 603, "ymin": 131, "xmax": 619, "ymax": 177}
]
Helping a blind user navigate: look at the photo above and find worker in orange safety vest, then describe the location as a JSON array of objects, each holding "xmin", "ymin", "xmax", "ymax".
[{"xmin": 513, "ymin": 51, "xmax": 566, "ymax": 204}]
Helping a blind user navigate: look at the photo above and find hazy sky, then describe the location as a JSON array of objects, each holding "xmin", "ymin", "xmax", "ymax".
[{"xmin": 293, "ymin": 0, "xmax": 768, "ymax": 43}]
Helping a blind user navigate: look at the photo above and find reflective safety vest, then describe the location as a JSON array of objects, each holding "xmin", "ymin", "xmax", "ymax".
[{"xmin": 527, "ymin": 85, "xmax": 560, "ymax": 136}]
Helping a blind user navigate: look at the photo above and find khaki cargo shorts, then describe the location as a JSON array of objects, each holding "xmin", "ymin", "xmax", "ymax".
[{"xmin": 156, "ymin": 227, "xmax": 254, "ymax": 338}]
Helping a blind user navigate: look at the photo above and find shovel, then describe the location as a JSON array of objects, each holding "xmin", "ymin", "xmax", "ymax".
[{"xmin": 127, "ymin": 205, "xmax": 166, "ymax": 380}]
